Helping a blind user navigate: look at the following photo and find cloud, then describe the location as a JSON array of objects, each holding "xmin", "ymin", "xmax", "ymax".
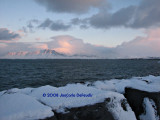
[
  {"xmin": 0, "ymin": 42, "xmax": 34, "ymax": 56},
  {"xmin": 71, "ymin": 18, "xmax": 88, "ymax": 25},
  {"xmin": 48, "ymin": 35, "xmax": 113, "ymax": 57},
  {"xmin": 0, "ymin": 28, "xmax": 20, "ymax": 41},
  {"xmin": 88, "ymin": 6, "xmax": 135, "ymax": 29},
  {"xmin": 130, "ymin": 0, "xmax": 160, "ymax": 28},
  {"xmin": 0, "ymin": 35, "xmax": 114, "ymax": 58},
  {"xmin": 38, "ymin": 19, "xmax": 71, "ymax": 31},
  {"xmin": 1, "ymin": 29, "xmax": 160, "ymax": 58},
  {"xmin": 71, "ymin": 0, "xmax": 160, "ymax": 29},
  {"xmin": 115, "ymin": 28, "xmax": 160, "ymax": 58},
  {"xmin": 35, "ymin": 0, "xmax": 107, "ymax": 14},
  {"xmin": 23, "ymin": 19, "xmax": 40, "ymax": 33},
  {"xmin": 29, "ymin": 43, "xmax": 48, "ymax": 50},
  {"xmin": 31, "ymin": 0, "xmax": 160, "ymax": 31},
  {"xmin": 0, "ymin": 43, "xmax": 8, "ymax": 48},
  {"xmin": 35, "ymin": 37, "xmax": 41, "ymax": 41}
]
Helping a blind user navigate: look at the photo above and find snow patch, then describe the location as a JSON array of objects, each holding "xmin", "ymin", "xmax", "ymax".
[
  {"xmin": 0, "ymin": 93, "xmax": 54, "ymax": 120},
  {"xmin": 139, "ymin": 98, "xmax": 159, "ymax": 120},
  {"xmin": 106, "ymin": 98, "xmax": 136, "ymax": 120},
  {"xmin": 92, "ymin": 75, "xmax": 160, "ymax": 93},
  {"xmin": 29, "ymin": 84, "xmax": 125, "ymax": 113},
  {"xmin": 93, "ymin": 80, "xmax": 116, "ymax": 91}
]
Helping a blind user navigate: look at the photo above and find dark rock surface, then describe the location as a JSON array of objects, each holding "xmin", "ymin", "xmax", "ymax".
[
  {"xmin": 41, "ymin": 87, "xmax": 160, "ymax": 120},
  {"xmin": 124, "ymin": 87, "xmax": 160, "ymax": 120},
  {"xmin": 41, "ymin": 115, "xmax": 57, "ymax": 120},
  {"xmin": 43, "ymin": 100, "xmax": 114, "ymax": 120},
  {"xmin": 42, "ymin": 97, "xmax": 133, "ymax": 120}
]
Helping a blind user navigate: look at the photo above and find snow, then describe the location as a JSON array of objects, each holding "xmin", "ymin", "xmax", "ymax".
[
  {"xmin": 106, "ymin": 97, "xmax": 136, "ymax": 120},
  {"xmin": 29, "ymin": 84, "xmax": 126, "ymax": 113},
  {"xmin": 93, "ymin": 80, "xmax": 116, "ymax": 91},
  {"xmin": 0, "ymin": 75, "xmax": 160, "ymax": 120},
  {"xmin": 92, "ymin": 75, "xmax": 160, "ymax": 93},
  {"xmin": 0, "ymin": 93, "xmax": 54, "ymax": 120},
  {"xmin": 0, "ymin": 90, "xmax": 6, "ymax": 96},
  {"xmin": 139, "ymin": 98, "xmax": 160, "ymax": 120},
  {"xmin": 0, "ymin": 84, "xmax": 136, "ymax": 120},
  {"xmin": 1, "ymin": 88, "xmax": 34, "ymax": 95}
]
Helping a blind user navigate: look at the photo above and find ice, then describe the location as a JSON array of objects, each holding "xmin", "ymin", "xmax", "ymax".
[
  {"xmin": 0, "ymin": 93, "xmax": 54, "ymax": 120},
  {"xmin": 139, "ymin": 98, "xmax": 159, "ymax": 120}
]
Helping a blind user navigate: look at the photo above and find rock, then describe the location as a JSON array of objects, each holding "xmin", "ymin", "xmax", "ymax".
[
  {"xmin": 0, "ymin": 84, "xmax": 138, "ymax": 120},
  {"xmin": 43, "ymin": 97, "xmax": 137, "ymax": 120},
  {"xmin": 139, "ymin": 98, "xmax": 159, "ymax": 120},
  {"xmin": 124, "ymin": 87, "xmax": 160, "ymax": 120},
  {"xmin": 41, "ymin": 114, "xmax": 58, "ymax": 120},
  {"xmin": 54, "ymin": 100, "xmax": 114, "ymax": 120}
]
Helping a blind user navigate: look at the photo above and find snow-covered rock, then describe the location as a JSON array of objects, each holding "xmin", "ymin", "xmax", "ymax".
[
  {"xmin": 124, "ymin": 87, "xmax": 160, "ymax": 120},
  {"xmin": 0, "ymin": 84, "xmax": 136, "ymax": 120},
  {"xmin": 31, "ymin": 84, "xmax": 136, "ymax": 120},
  {"xmin": 0, "ymin": 75, "xmax": 160, "ymax": 120},
  {"xmin": 29, "ymin": 84, "xmax": 127, "ymax": 113},
  {"xmin": 0, "ymin": 93, "xmax": 54, "ymax": 120},
  {"xmin": 92, "ymin": 75, "xmax": 160, "ymax": 93},
  {"xmin": 139, "ymin": 98, "xmax": 159, "ymax": 120}
]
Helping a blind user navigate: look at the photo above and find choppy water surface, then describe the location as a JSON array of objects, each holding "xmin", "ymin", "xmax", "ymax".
[{"xmin": 0, "ymin": 59, "xmax": 160, "ymax": 91}]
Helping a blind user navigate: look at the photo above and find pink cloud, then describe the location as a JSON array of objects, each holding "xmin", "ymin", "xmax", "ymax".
[
  {"xmin": 30, "ymin": 43, "xmax": 48, "ymax": 50},
  {"xmin": 0, "ymin": 43, "xmax": 8, "ymax": 48},
  {"xmin": 47, "ymin": 35, "xmax": 113, "ymax": 57},
  {"xmin": 35, "ymin": 37, "xmax": 41, "ymax": 41},
  {"xmin": 116, "ymin": 28, "xmax": 160, "ymax": 58},
  {"xmin": 52, "ymin": 36, "xmax": 75, "ymax": 54}
]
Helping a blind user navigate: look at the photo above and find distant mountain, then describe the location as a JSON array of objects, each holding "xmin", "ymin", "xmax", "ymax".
[
  {"xmin": 7, "ymin": 49, "xmax": 65, "ymax": 57},
  {"xmin": 4, "ymin": 49, "xmax": 96, "ymax": 59}
]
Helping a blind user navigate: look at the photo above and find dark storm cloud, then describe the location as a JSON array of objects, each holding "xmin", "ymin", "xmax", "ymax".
[
  {"xmin": 38, "ymin": 19, "xmax": 71, "ymax": 31},
  {"xmin": 130, "ymin": 0, "xmax": 160, "ymax": 28},
  {"xmin": 88, "ymin": 6, "xmax": 135, "ymax": 29},
  {"xmin": 88, "ymin": 0, "xmax": 160, "ymax": 29},
  {"xmin": 0, "ymin": 28, "xmax": 20, "ymax": 40},
  {"xmin": 35, "ymin": 0, "xmax": 107, "ymax": 14},
  {"xmin": 34, "ymin": 0, "xmax": 160, "ymax": 30},
  {"xmin": 68, "ymin": 0, "xmax": 160, "ymax": 29}
]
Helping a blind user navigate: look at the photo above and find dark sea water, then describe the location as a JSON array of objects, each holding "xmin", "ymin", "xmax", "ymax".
[{"xmin": 0, "ymin": 59, "xmax": 160, "ymax": 91}]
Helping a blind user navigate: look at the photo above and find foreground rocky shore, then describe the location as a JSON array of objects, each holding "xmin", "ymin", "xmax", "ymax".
[{"xmin": 0, "ymin": 75, "xmax": 160, "ymax": 120}]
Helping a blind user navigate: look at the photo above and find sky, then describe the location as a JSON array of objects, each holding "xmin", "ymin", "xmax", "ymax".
[{"xmin": 0, "ymin": 0, "xmax": 160, "ymax": 58}]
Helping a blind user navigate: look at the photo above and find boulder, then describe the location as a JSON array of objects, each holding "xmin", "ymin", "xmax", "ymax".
[
  {"xmin": 124, "ymin": 87, "xmax": 160, "ymax": 120},
  {"xmin": 54, "ymin": 100, "xmax": 114, "ymax": 120}
]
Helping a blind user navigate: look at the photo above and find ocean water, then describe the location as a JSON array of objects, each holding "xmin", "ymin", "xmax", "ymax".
[{"xmin": 0, "ymin": 59, "xmax": 160, "ymax": 91}]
